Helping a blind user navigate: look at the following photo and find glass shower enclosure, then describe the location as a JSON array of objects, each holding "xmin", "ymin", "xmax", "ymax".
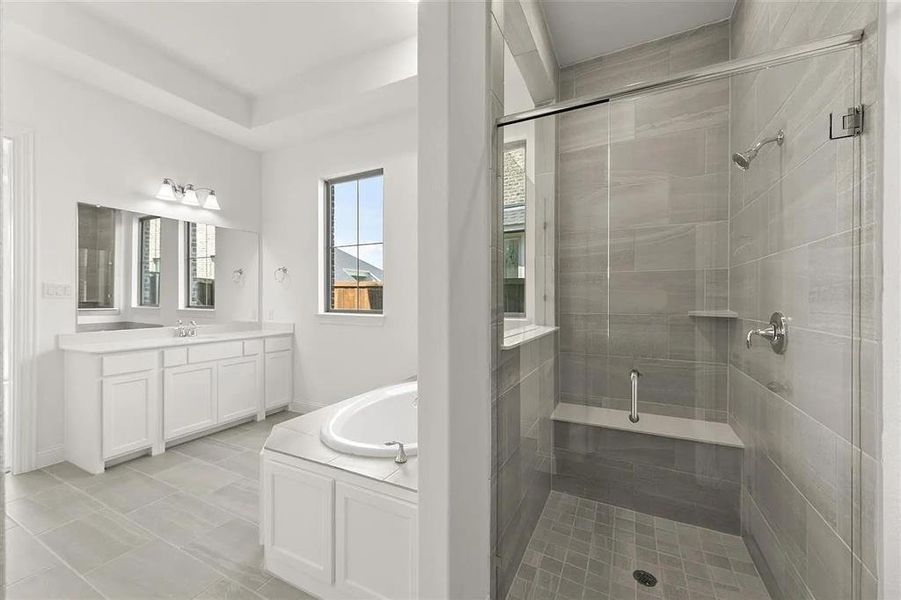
[{"xmin": 495, "ymin": 33, "xmax": 872, "ymax": 600}]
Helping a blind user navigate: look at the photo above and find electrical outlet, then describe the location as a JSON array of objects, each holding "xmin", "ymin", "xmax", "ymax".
[{"xmin": 42, "ymin": 282, "xmax": 73, "ymax": 299}]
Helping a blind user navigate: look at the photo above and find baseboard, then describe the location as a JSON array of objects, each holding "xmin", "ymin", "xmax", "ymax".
[
  {"xmin": 289, "ymin": 398, "xmax": 329, "ymax": 414},
  {"xmin": 36, "ymin": 444, "xmax": 64, "ymax": 469}
]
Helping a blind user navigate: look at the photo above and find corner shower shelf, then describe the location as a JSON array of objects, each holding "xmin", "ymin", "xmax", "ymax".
[
  {"xmin": 551, "ymin": 403, "xmax": 744, "ymax": 448},
  {"xmin": 687, "ymin": 310, "xmax": 738, "ymax": 319}
]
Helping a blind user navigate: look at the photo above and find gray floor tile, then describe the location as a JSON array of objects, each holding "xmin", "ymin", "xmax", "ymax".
[
  {"xmin": 172, "ymin": 438, "xmax": 245, "ymax": 463},
  {"xmin": 4, "ymin": 527, "xmax": 64, "ymax": 585},
  {"xmin": 257, "ymin": 576, "xmax": 319, "ymax": 600},
  {"xmin": 85, "ymin": 539, "xmax": 221, "ymax": 599},
  {"xmin": 38, "ymin": 510, "xmax": 152, "ymax": 574},
  {"xmin": 81, "ymin": 469, "xmax": 176, "ymax": 513},
  {"xmin": 127, "ymin": 492, "xmax": 233, "ymax": 546},
  {"xmin": 194, "ymin": 578, "xmax": 265, "ymax": 599},
  {"xmin": 5, "ymin": 564, "xmax": 103, "ymax": 600},
  {"xmin": 185, "ymin": 518, "xmax": 270, "ymax": 591},
  {"xmin": 156, "ymin": 461, "xmax": 242, "ymax": 496},
  {"xmin": 7, "ymin": 485, "xmax": 103, "ymax": 534},
  {"xmin": 216, "ymin": 450, "xmax": 262, "ymax": 480},
  {"xmin": 506, "ymin": 492, "xmax": 770, "ymax": 600},
  {"xmin": 127, "ymin": 450, "xmax": 194, "ymax": 476},
  {"xmin": 4, "ymin": 470, "xmax": 62, "ymax": 502},
  {"xmin": 203, "ymin": 478, "xmax": 260, "ymax": 523}
]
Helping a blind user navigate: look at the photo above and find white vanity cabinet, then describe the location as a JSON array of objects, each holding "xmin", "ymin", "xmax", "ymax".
[
  {"xmin": 61, "ymin": 331, "xmax": 293, "ymax": 474},
  {"xmin": 261, "ymin": 451, "xmax": 418, "ymax": 600}
]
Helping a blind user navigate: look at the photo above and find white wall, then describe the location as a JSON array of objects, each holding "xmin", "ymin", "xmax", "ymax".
[
  {"xmin": 260, "ymin": 114, "xmax": 417, "ymax": 409},
  {"xmin": 2, "ymin": 57, "xmax": 262, "ymax": 465}
]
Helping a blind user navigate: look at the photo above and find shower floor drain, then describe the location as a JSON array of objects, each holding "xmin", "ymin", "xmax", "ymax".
[{"xmin": 633, "ymin": 570, "xmax": 658, "ymax": 587}]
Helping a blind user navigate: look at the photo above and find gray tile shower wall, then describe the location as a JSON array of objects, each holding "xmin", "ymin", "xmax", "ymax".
[
  {"xmin": 557, "ymin": 21, "xmax": 733, "ymax": 423},
  {"xmin": 495, "ymin": 334, "xmax": 558, "ymax": 600},
  {"xmin": 726, "ymin": 2, "xmax": 880, "ymax": 599},
  {"xmin": 552, "ymin": 422, "xmax": 742, "ymax": 535}
]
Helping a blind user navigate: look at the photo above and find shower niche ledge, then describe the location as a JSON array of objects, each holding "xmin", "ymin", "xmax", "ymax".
[
  {"xmin": 687, "ymin": 310, "xmax": 738, "ymax": 319},
  {"xmin": 551, "ymin": 403, "xmax": 743, "ymax": 448}
]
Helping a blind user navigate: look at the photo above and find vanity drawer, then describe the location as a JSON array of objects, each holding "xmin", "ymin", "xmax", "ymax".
[
  {"xmin": 188, "ymin": 341, "xmax": 243, "ymax": 364},
  {"xmin": 244, "ymin": 339, "xmax": 263, "ymax": 356},
  {"xmin": 102, "ymin": 351, "xmax": 158, "ymax": 376},
  {"xmin": 265, "ymin": 336, "xmax": 292, "ymax": 353},
  {"xmin": 163, "ymin": 348, "xmax": 188, "ymax": 368}
]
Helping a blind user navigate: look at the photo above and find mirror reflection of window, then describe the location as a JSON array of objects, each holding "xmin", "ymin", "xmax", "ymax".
[
  {"xmin": 186, "ymin": 222, "xmax": 216, "ymax": 309},
  {"xmin": 77, "ymin": 204, "xmax": 117, "ymax": 310},
  {"xmin": 138, "ymin": 216, "xmax": 161, "ymax": 307},
  {"xmin": 503, "ymin": 141, "xmax": 526, "ymax": 317}
]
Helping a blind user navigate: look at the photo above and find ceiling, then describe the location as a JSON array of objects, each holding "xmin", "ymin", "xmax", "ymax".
[
  {"xmin": 540, "ymin": 0, "xmax": 736, "ymax": 67},
  {"xmin": 80, "ymin": 1, "xmax": 418, "ymax": 96},
  {"xmin": 3, "ymin": 1, "xmax": 419, "ymax": 150}
]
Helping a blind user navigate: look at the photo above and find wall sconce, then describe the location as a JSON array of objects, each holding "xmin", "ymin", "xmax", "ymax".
[{"xmin": 156, "ymin": 178, "xmax": 220, "ymax": 210}]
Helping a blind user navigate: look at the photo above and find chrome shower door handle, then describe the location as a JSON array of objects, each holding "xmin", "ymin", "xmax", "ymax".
[
  {"xmin": 629, "ymin": 369, "xmax": 640, "ymax": 424},
  {"xmin": 745, "ymin": 312, "xmax": 788, "ymax": 354}
]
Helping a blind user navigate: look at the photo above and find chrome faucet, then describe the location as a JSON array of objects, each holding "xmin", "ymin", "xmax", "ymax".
[
  {"xmin": 384, "ymin": 441, "xmax": 408, "ymax": 464},
  {"xmin": 175, "ymin": 320, "xmax": 186, "ymax": 337},
  {"xmin": 188, "ymin": 320, "xmax": 197, "ymax": 337}
]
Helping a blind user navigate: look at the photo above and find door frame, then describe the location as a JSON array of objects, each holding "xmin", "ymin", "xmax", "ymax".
[{"xmin": 3, "ymin": 127, "xmax": 38, "ymax": 474}]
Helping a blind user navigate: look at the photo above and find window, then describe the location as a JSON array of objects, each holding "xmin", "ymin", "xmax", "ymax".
[
  {"xmin": 325, "ymin": 170, "xmax": 384, "ymax": 313},
  {"xmin": 78, "ymin": 204, "xmax": 117, "ymax": 309},
  {"xmin": 138, "ymin": 216, "xmax": 161, "ymax": 307},
  {"xmin": 186, "ymin": 222, "xmax": 216, "ymax": 309},
  {"xmin": 503, "ymin": 141, "xmax": 526, "ymax": 317}
]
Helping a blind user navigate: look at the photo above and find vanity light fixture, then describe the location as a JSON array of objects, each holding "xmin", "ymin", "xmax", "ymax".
[{"xmin": 155, "ymin": 178, "xmax": 221, "ymax": 211}]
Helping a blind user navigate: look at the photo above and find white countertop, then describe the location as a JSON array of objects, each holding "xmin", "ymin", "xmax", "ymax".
[
  {"xmin": 58, "ymin": 324, "xmax": 294, "ymax": 354},
  {"xmin": 264, "ymin": 400, "xmax": 418, "ymax": 492}
]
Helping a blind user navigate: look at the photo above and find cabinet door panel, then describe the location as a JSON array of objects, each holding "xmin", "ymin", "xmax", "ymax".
[
  {"xmin": 102, "ymin": 371, "xmax": 158, "ymax": 459},
  {"xmin": 335, "ymin": 482, "xmax": 418, "ymax": 599},
  {"xmin": 264, "ymin": 350, "xmax": 293, "ymax": 409},
  {"xmin": 163, "ymin": 363, "xmax": 217, "ymax": 440},
  {"xmin": 262, "ymin": 459, "xmax": 334, "ymax": 585},
  {"xmin": 218, "ymin": 356, "xmax": 261, "ymax": 423}
]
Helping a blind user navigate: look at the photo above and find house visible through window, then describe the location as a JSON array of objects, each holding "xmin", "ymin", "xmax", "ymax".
[
  {"xmin": 78, "ymin": 204, "xmax": 117, "ymax": 309},
  {"xmin": 138, "ymin": 216, "xmax": 161, "ymax": 307},
  {"xmin": 186, "ymin": 222, "xmax": 215, "ymax": 309},
  {"xmin": 503, "ymin": 141, "xmax": 526, "ymax": 317},
  {"xmin": 326, "ymin": 169, "xmax": 384, "ymax": 313}
]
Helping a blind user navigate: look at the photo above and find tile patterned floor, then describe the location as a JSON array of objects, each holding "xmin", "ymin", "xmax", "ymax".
[
  {"xmin": 3, "ymin": 410, "xmax": 317, "ymax": 600},
  {"xmin": 506, "ymin": 491, "xmax": 771, "ymax": 600}
]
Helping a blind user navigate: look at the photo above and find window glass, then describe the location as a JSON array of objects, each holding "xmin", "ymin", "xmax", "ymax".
[
  {"xmin": 78, "ymin": 204, "xmax": 117, "ymax": 309},
  {"xmin": 503, "ymin": 142, "xmax": 526, "ymax": 317},
  {"xmin": 138, "ymin": 217, "xmax": 161, "ymax": 307},
  {"xmin": 326, "ymin": 170, "xmax": 384, "ymax": 313},
  {"xmin": 186, "ymin": 222, "xmax": 216, "ymax": 309}
]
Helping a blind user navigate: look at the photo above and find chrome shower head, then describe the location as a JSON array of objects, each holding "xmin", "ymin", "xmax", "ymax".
[
  {"xmin": 731, "ymin": 151, "xmax": 752, "ymax": 170},
  {"xmin": 732, "ymin": 130, "xmax": 785, "ymax": 171}
]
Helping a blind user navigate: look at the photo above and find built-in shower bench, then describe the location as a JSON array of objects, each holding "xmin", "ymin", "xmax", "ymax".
[
  {"xmin": 551, "ymin": 402, "xmax": 744, "ymax": 448},
  {"xmin": 550, "ymin": 402, "xmax": 744, "ymax": 534}
]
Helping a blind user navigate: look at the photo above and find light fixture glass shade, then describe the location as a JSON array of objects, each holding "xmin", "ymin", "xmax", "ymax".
[
  {"xmin": 156, "ymin": 179, "xmax": 178, "ymax": 201},
  {"xmin": 203, "ymin": 190, "xmax": 221, "ymax": 210},
  {"xmin": 182, "ymin": 185, "xmax": 200, "ymax": 206}
]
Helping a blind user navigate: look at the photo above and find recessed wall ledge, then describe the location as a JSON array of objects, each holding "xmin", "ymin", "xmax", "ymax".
[{"xmin": 502, "ymin": 324, "xmax": 558, "ymax": 349}]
